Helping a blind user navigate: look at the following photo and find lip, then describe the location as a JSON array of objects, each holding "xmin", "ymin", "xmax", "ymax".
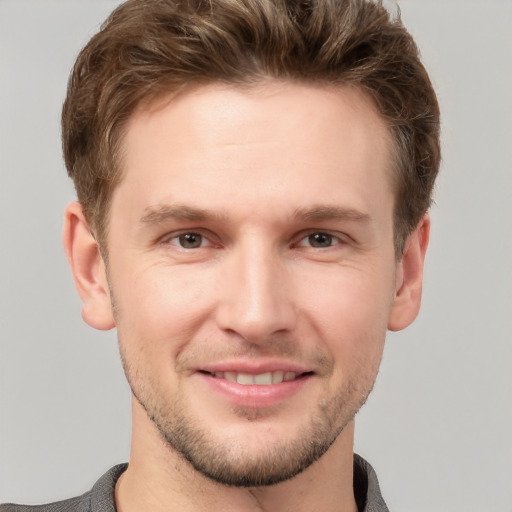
[
  {"xmin": 200, "ymin": 360, "xmax": 310, "ymax": 375},
  {"xmin": 195, "ymin": 360, "xmax": 314, "ymax": 408}
]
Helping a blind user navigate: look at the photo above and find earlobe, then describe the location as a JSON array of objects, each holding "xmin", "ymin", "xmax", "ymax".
[
  {"xmin": 388, "ymin": 214, "xmax": 430, "ymax": 332},
  {"xmin": 63, "ymin": 202, "xmax": 115, "ymax": 331}
]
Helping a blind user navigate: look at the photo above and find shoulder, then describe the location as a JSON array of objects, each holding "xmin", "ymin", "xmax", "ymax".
[
  {"xmin": 0, "ymin": 464, "xmax": 127, "ymax": 512},
  {"xmin": 0, "ymin": 493, "xmax": 89, "ymax": 512}
]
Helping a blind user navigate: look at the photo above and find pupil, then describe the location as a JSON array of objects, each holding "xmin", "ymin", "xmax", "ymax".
[
  {"xmin": 179, "ymin": 233, "xmax": 201, "ymax": 248},
  {"xmin": 309, "ymin": 233, "xmax": 332, "ymax": 247}
]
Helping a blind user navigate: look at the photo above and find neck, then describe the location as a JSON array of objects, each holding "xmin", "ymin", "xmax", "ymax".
[{"xmin": 115, "ymin": 398, "xmax": 358, "ymax": 512}]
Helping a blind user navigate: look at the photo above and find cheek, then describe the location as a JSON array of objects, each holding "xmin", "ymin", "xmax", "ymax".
[
  {"xmin": 111, "ymin": 263, "xmax": 216, "ymax": 357},
  {"xmin": 311, "ymin": 280, "xmax": 388, "ymax": 397},
  {"xmin": 297, "ymin": 262, "xmax": 394, "ymax": 358},
  {"xmin": 304, "ymin": 260, "xmax": 394, "ymax": 318}
]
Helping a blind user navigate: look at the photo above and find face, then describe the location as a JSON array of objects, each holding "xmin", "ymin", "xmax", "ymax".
[{"xmin": 101, "ymin": 82, "xmax": 401, "ymax": 485}]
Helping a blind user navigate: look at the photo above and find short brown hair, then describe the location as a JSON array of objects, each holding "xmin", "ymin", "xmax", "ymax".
[{"xmin": 62, "ymin": 0, "xmax": 440, "ymax": 254}]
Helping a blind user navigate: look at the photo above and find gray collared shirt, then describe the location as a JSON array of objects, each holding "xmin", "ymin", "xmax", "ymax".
[{"xmin": 0, "ymin": 454, "xmax": 389, "ymax": 512}]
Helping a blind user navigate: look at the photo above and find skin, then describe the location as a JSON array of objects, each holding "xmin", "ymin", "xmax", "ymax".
[{"xmin": 64, "ymin": 81, "xmax": 429, "ymax": 512}]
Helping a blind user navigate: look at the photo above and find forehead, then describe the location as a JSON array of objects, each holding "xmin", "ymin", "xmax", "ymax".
[
  {"xmin": 113, "ymin": 81, "xmax": 393, "ymax": 225},
  {"xmin": 130, "ymin": 81, "xmax": 390, "ymax": 157}
]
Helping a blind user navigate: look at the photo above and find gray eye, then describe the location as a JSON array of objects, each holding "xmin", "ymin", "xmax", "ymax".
[
  {"xmin": 178, "ymin": 233, "xmax": 203, "ymax": 249},
  {"xmin": 307, "ymin": 233, "xmax": 333, "ymax": 248}
]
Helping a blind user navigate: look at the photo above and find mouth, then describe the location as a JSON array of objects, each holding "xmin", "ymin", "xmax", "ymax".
[
  {"xmin": 198, "ymin": 370, "xmax": 313, "ymax": 385},
  {"xmin": 195, "ymin": 363, "xmax": 315, "ymax": 407}
]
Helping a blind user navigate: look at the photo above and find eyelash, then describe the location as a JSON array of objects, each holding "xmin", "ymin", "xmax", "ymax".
[
  {"xmin": 296, "ymin": 231, "xmax": 345, "ymax": 249},
  {"xmin": 162, "ymin": 230, "xmax": 347, "ymax": 251},
  {"xmin": 165, "ymin": 231, "xmax": 214, "ymax": 250}
]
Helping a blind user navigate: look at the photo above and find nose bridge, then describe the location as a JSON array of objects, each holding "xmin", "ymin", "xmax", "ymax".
[{"xmin": 216, "ymin": 237, "xmax": 295, "ymax": 342}]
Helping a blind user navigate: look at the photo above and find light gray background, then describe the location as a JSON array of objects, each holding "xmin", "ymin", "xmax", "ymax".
[{"xmin": 1, "ymin": 1, "xmax": 511, "ymax": 510}]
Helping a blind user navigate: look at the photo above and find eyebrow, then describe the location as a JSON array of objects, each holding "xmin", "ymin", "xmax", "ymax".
[
  {"xmin": 140, "ymin": 204, "xmax": 227, "ymax": 225},
  {"xmin": 293, "ymin": 205, "xmax": 371, "ymax": 223},
  {"xmin": 140, "ymin": 203, "xmax": 371, "ymax": 226}
]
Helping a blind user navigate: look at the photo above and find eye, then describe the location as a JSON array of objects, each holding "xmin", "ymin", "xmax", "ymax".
[
  {"xmin": 297, "ymin": 232, "xmax": 341, "ymax": 249},
  {"xmin": 169, "ymin": 232, "xmax": 206, "ymax": 249}
]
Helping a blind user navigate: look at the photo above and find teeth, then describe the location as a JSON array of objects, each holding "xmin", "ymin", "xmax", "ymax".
[
  {"xmin": 210, "ymin": 370, "xmax": 298, "ymax": 385},
  {"xmin": 272, "ymin": 370, "xmax": 284, "ymax": 384},
  {"xmin": 254, "ymin": 372, "xmax": 272, "ymax": 385},
  {"xmin": 224, "ymin": 372, "xmax": 237, "ymax": 383},
  {"xmin": 237, "ymin": 373, "xmax": 255, "ymax": 385}
]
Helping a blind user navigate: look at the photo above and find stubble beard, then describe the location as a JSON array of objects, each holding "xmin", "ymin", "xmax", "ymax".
[{"xmin": 119, "ymin": 347, "xmax": 377, "ymax": 488}]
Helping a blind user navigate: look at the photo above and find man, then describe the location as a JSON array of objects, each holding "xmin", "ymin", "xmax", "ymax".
[{"xmin": 1, "ymin": 0, "xmax": 440, "ymax": 511}]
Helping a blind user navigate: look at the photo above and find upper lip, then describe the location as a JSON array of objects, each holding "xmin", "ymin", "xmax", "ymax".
[{"xmin": 198, "ymin": 360, "xmax": 312, "ymax": 375}]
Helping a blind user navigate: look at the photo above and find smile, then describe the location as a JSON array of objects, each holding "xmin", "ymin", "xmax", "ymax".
[
  {"xmin": 197, "ymin": 368, "xmax": 314, "ymax": 407},
  {"xmin": 201, "ymin": 370, "xmax": 309, "ymax": 385}
]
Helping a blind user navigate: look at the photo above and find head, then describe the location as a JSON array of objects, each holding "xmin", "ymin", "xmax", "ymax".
[
  {"xmin": 62, "ymin": 0, "xmax": 440, "ymax": 257},
  {"xmin": 62, "ymin": 0, "xmax": 439, "ymax": 489}
]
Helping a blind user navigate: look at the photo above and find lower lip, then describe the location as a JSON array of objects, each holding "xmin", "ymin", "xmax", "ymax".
[{"xmin": 198, "ymin": 372, "xmax": 312, "ymax": 408}]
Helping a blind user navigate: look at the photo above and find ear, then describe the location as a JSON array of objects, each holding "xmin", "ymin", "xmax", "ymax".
[
  {"xmin": 63, "ymin": 202, "xmax": 115, "ymax": 330},
  {"xmin": 388, "ymin": 214, "xmax": 430, "ymax": 331}
]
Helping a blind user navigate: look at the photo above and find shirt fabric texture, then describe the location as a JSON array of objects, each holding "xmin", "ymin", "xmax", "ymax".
[{"xmin": 0, "ymin": 454, "xmax": 389, "ymax": 512}]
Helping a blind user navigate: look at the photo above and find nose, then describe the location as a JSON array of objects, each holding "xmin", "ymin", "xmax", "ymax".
[{"xmin": 215, "ymin": 241, "xmax": 297, "ymax": 344}]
